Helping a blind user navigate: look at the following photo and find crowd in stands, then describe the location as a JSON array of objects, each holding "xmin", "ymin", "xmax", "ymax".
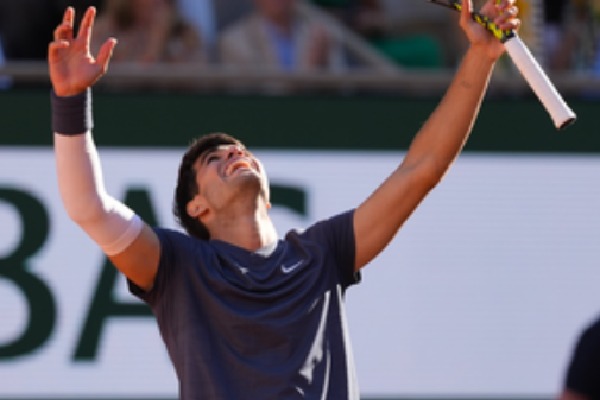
[
  {"xmin": 0, "ymin": 0, "xmax": 355, "ymax": 71},
  {"xmin": 1, "ymin": 0, "xmax": 600, "ymax": 85}
]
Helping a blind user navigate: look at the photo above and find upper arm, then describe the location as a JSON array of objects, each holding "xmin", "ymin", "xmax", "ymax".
[
  {"xmin": 353, "ymin": 161, "xmax": 438, "ymax": 271},
  {"xmin": 108, "ymin": 223, "xmax": 161, "ymax": 292},
  {"xmin": 352, "ymin": 48, "xmax": 494, "ymax": 271}
]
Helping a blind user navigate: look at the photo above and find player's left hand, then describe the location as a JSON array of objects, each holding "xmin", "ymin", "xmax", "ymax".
[
  {"xmin": 461, "ymin": 0, "xmax": 520, "ymax": 60},
  {"xmin": 48, "ymin": 7, "xmax": 116, "ymax": 96}
]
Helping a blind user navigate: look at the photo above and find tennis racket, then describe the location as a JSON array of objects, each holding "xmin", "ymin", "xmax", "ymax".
[{"xmin": 430, "ymin": 0, "xmax": 576, "ymax": 130}]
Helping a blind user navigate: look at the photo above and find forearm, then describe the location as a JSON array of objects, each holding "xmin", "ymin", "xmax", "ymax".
[
  {"xmin": 52, "ymin": 92, "xmax": 142, "ymax": 256},
  {"xmin": 54, "ymin": 131, "xmax": 113, "ymax": 221},
  {"xmin": 352, "ymin": 0, "xmax": 518, "ymax": 270},
  {"xmin": 54, "ymin": 132, "xmax": 142, "ymax": 255},
  {"xmin": 401, "ymin": 46, "xmax": 496, "ymax": 179}
]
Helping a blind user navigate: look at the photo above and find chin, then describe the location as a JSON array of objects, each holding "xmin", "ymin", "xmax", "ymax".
[{"xmin": 233, "ymin": 173, "xmax": 262, "ymax": 192}]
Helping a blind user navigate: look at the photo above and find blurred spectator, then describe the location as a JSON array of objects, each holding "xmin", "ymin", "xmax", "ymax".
[
  {"xmin": 312, "ymin": 0, "xmax": 454, "ymax": 69},
  {"xmin": 312, "ymin": 0, "xmax": 386, "ymax": 42},
  {"xmin": 589, "ymin": 0, "xmax": 600, "ymax": 75},
  {"xmin": 212, "ymin": 0, "xmax": 255, "ymax": 31},
  {"xmin": 175, "ymin": 0, "xmax": 256, "ymax": 62},
  {"xmin": 176, "ymin": 0, "xmax": 217, "ymax": 60},
  {"xmin": 542, "ymin": 0, "xmax": 592, "ymax": 72},
  {"xmin": 310, "ymin": 0, "xmax": 363, "ymax": 29},
  {"xmin": 91, "ymin": 0, "xmax": 204, "ymax": 64},
  {"xmin": 559, "ymin": 314, "xmax": 600, "ymax": 400},
  {"xmin": 543, "ymin": 0, "xmax": 568, "ymax": 70},
  {"xmin": 188, "ymin": 0, "xmax": 257, "ymax": 40},
  {"xmin": 217, "ymin": 0, "xmax": 347, "ymax": 72},
  {"xmin": 543, "ymin": 0, "xmax": 600, "ymax": 73},
  {"xmin": 363, "ymin": 0, "xmax": 447, "ymax": 69}
]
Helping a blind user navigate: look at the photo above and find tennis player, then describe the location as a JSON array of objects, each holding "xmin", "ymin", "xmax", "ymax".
[{"xmin": 49, "ymin": 1, "xmax": 519, "ymax": 398}]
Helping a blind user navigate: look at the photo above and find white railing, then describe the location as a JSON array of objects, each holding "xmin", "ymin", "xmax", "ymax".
[{"xmin": 1, "ymin": 61, "xmax": 600, "ymax": 97}]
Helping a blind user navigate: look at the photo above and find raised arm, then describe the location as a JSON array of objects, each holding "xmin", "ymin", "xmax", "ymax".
[
  {"xmin": 353, "ymin": 0, "xmax": 520, "ymax": 270},
  {"xmin": 49, "ymin": 7, "xmax": 159, "ymax": 291}
]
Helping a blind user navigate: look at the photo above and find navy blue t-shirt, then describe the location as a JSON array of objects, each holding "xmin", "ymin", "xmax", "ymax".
[{"xmin": 129, "ymin": 210, "xmax": 360, "ymax": 399}]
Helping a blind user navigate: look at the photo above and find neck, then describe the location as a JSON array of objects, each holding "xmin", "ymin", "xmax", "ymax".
[{"xmin": 208, "ymin": 206, "xmax": 278, "ymax": 252}]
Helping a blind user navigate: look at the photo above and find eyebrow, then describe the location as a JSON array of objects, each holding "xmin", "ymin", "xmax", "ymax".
[{"xmin": 198, "ymin": 147, "xmax": 220, "ymax": 165}]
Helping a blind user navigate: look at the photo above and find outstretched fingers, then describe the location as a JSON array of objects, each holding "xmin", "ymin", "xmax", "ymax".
[
  {"xmin": 459, "ymin": 0, "xmax": 473, "ymax": 29},
  {"xmin": 49, "ymin": 8, "xmax": 73, "ymax": 63},
  {"xmin": 96, "ymin": 38, "xmax": 117, "ymax": 72},
  {"xmin": 49, "ymin": 5, "xmax": 116, "ymax": 95},
  {"xmin": 54, "ymin": 7, "xmax": 75, "ymax": 42},
  {"xmin": 494, "ymin": 0, "xmax": 520, "ymax": 31},
  {"xmin": 63, "ymin": 6, "xmax": 75, "ymax": 28},
  {"xmin": 77, "ymin": 6, "xmax": 97, "ymax": 49}
]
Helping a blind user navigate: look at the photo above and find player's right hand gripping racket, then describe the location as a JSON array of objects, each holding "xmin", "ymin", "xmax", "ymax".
[{"xmin": 430, "ymin": 0, "xmax": 576, "ymax": 130}]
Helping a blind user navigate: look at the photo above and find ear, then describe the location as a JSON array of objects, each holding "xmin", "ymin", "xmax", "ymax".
[{"xmin": 186, "ymin": 196, "xmax": 208, "ymax": 219}]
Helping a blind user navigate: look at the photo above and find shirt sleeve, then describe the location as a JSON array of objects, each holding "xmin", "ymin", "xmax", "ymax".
[
  {"xmin": 127, "ymin": 227, "xmax": 176, "ymax": 306},
  {"xmin": 303, "ymin": 209, "xmax": 359, "ymax": 290}
]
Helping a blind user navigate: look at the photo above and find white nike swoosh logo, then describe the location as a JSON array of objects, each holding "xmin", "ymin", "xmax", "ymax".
[{"xmin": 281, "ymin": 260, "xmax": 303, "ymax": 274}]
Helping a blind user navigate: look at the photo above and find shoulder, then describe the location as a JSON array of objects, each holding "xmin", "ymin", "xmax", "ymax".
[
  {"xmin": 154, "ymin": 226, "xmax": 192, "ymax": 240},
  {"xmin": 300, "ymin": 210, "xmax": 355, "ymax": 238},
  {"xmin": 286, "ymin": 210, "xmax": 355, "ymax": 253},
  {"xmin": 288, "ymin": 210, "xmax": 358, "ymax": 287},
  {"xmin": 154, "ymin": 227, "xmax": 210, "ymax": 255}
]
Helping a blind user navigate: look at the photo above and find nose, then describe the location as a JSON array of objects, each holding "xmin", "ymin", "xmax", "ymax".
[{"xmin": 226, "ymin": 145, "xmax": 244, "ymax": 159}]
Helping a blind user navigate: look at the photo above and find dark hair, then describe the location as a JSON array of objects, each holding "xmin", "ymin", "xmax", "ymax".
[{"xmin": 173, "ymin": 132, "xmax": 243, "ymax": 240}]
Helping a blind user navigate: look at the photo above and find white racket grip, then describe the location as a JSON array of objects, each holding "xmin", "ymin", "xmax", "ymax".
[{"xmin": 504, "ymin": 35, "xmax": 576, "ymax": 130}]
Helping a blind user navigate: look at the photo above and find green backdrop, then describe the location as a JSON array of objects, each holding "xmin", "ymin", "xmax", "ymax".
[{"xmin": 1, "ymin": 88, "xmax": 597, "ymax": 153}]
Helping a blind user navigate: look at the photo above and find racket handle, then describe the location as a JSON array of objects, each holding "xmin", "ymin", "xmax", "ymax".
[{"xmin": 504, "ymin": 35, "xmax": 576, "ymax": 130}]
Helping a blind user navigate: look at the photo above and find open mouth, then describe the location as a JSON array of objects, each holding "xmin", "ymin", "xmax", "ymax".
[{"xmin": 225, "ymin": 159, "xmax": 254, "ymax": 177}]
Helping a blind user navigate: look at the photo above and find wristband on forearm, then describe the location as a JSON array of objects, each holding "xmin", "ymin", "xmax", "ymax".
[{"xmin": 51, "ymin": 88, "xmax": 93, "ymax": 135}]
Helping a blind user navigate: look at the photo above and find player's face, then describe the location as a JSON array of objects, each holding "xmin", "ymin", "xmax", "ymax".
[{"xmin": 192, "ymin": 144, "xmax": 269, "ymax": 208}]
